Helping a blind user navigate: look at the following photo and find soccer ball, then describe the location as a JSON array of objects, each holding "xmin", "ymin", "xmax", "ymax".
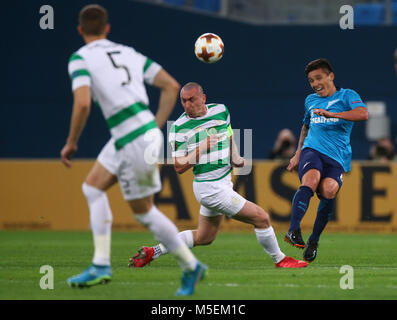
[{"xmin": 194, "ymin": 33, "xmax": 224, "ymax": 64}]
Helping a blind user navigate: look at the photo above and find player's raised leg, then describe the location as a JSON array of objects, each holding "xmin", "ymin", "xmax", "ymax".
[
  {"xmin": 233, "ymin": 201, "xmax": 308, "ymax": 268},
  {"xmin": 67, "ymin": 161, "xmax": 116, "ymax": 288}
]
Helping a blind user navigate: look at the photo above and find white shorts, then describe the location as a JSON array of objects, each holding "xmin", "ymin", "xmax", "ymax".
[
  {"xmin": 192, "ymin": 174, "xmax": 247, "ymax": 218},
  {"xmin": 98, "ymin": 128, "xmax": 163, "ymax": 201}
]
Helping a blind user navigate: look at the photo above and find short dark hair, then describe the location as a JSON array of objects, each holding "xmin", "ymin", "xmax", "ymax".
[
  {"xmin": 79, "ymin": 4, "xmax": 108, "ymax": 36},
  {"xmin": 305, "ymin": 58, "xmax": 333, "ymax": 75}
]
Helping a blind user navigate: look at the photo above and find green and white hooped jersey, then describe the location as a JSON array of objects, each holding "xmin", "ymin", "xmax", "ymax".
[
  {"xmin": 68, "ymin": 39, "xmax": 161, "ymax": 150},
  {"xmin": 169, "ymin": 104, "xmax": 233, "ymax": 182}
]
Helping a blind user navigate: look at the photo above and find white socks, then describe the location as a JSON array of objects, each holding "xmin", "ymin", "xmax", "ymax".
[
  {"xmin": 153, "ymin": 230, "xmax": 194, "ymax": 258},
  {"xmin": 150, "ymin": 226, "xmax": 285, "ymax": 264},
  {"xmin": 255, "ymin": 226, "xmax": 285, "ymax": 264},
  {"xmin": 82, "ymin": 181, "xmax": 197, "ymax": 271},
  {"xmin": 82, "ymin": 183, "xmax": 113, "ymax": 267},
  {"xmin": 134, "ymin": 206, "xmax": 197, "ymax": 271}
]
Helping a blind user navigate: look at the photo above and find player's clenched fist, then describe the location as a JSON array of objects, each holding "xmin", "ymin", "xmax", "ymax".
[
  {"xmin": 199, "ymin": 136, "xmax": 219, "ymax": 154},
  {"xmin": 232, "ymin": 156, "xmax": 245, "ymax": 168}
]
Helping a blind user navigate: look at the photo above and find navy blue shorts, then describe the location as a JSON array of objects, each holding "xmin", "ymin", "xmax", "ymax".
[{"xmin": 298, "ymin": 147, "xmax": 344, "ymax": 189}]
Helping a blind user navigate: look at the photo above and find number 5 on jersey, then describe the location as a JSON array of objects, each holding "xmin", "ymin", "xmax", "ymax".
[{"xmin": 106, "ymin": 51, "xmax": 131, "ymax": 86}]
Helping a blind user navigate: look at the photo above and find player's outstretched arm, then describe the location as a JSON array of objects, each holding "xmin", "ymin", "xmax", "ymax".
[
  {"xmin": 287, "ymin": 124, "xmax": 309, "ymax": 172},
  {"xmin": 152, "ymin": 69, "xmax": 181, "ymax": 129},
  {"xmin": 61, "ymin": 86, "xmax": 91, "ymax": 168},
  {"xmin": 174, "ymin": 136, "xmax": 219, "ymax": 174},
  {"xmin": 313, "ymin": 106, "xmax": 368, "ymax": 121}
]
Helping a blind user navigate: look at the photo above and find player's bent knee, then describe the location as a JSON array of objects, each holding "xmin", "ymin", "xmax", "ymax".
[
  {"xmin": 320, "ymin": 183, "xmax": 339, "ymax": 199},
  {"xmin": 235, "ymin": 202, "xmax": 270, "ymax": 228},
  {"xmin": 128, "ymin": 196, "xmax": 154, "ymax": 214},
  {"xmin": 255, "ymin": 207, "xmax": 271, "ymax": 229},
  {"xmin": 302, "ymin": 171, "xmax": 320, "ymax": 192},
  {"xmin": 82, "ymin": 182, "xmax": 104, "ymax": 201}
]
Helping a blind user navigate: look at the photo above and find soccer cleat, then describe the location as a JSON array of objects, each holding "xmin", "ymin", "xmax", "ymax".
[
  {"xmin": 303, "ymin": 241, "xmax": 318, "ymax": 262},
  {"xmin": 67, "ymin": 264, "xmax": 112, "ymax": 288},
  {"xmin": 275, "ymin": 256, "xmax": 308, "ymax": 268},
  {"xmin": 284, "ymin": 229, "xmax": 305, "ymax": 248},
  {"xmin": 175, "ymin": 262, "xmax": 208, "ymax": 296},
  {"xmin": 128, "ymin": 246, "xmax": 154, "ymax": 268}
]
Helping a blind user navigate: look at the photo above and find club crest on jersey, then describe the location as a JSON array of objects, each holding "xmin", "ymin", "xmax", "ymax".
[
  {"xmin": 325, "ymin": 99, "xmax": 340, "ymax": 109},
  {"xmin": 206, "ymin": 128, "xmax": 217, "ymax": 136},
  {"xmin": 231, "ymin": 196, "xmax": 241, "ymax": 205}
]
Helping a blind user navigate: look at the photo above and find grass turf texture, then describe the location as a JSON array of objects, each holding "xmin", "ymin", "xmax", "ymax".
[{"xmin": 0, "ymin": 231, "xmax": 396, "ymax": 300}]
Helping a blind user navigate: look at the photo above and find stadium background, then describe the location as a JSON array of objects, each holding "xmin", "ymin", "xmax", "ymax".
[{"xmin": 1, "ymin": 0, "xmax": 397, "ymax": 233}]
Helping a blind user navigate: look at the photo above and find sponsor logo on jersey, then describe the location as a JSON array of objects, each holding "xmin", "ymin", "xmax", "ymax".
[{"xmin": 311, "ymin": 116, "xmax": 339, "ymax": 124}]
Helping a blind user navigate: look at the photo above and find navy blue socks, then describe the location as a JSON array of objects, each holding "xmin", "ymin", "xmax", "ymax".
[
  {"xmin": 288, "ymin": 185, "xmax": 314, "ymax": 232},
  {"xmin": 308, "ymin": 197, "xmax": 335, "ymax": 243}
]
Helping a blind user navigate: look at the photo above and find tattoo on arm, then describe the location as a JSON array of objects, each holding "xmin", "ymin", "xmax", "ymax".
[{"xmin": 297, "ymin": 124, "xmax": 309, "ymax": 152}]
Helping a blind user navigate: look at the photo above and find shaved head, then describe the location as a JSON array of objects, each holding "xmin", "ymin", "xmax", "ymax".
[
  {"xmin": 180, "ymin": 82, "xmax": 207, "ymax": 118},
  {"xmin": 181, "ymin": 82, "xmax": 203, "ymax": 96}
]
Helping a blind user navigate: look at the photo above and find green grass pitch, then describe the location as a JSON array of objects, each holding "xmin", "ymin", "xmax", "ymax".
[{"xmin": 0, "ymin": 231, "xmax": 396, "ymax": 300}]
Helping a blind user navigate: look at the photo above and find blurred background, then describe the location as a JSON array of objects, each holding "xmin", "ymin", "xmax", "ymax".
[
  {"xmin": 144, "ymin": 0, "xmax": 397, "ymax": 25},
  {"xmin": 1, "ymin": 0, "xmax": 397, "ymax": 232},
  {"xmin": 2, "ymin": 0, "xmax": 397, "ymax": 160}
]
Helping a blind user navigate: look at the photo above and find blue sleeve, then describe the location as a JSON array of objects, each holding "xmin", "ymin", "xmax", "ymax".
[
  {"xmin": 345, "ymin": 89, "xmax": 366, "ymax": 110},
  {"xmin": 302, "ymin": 96, "xmax": 311, "ymax": 126}
]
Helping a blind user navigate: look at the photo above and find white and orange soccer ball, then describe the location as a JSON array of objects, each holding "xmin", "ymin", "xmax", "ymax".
[{"xmin": 194, "ymin": 33, "xmax": 224, "ymax": 64}]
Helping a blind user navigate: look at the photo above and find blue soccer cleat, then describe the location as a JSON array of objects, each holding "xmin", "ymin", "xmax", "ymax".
[
  {"xmin": 67, "ymin": 264, "xmax": 112, "ymax": 288},
  {"xmin": 175, "ymin": 262, "xmax": 207, "ymax": 296}
]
